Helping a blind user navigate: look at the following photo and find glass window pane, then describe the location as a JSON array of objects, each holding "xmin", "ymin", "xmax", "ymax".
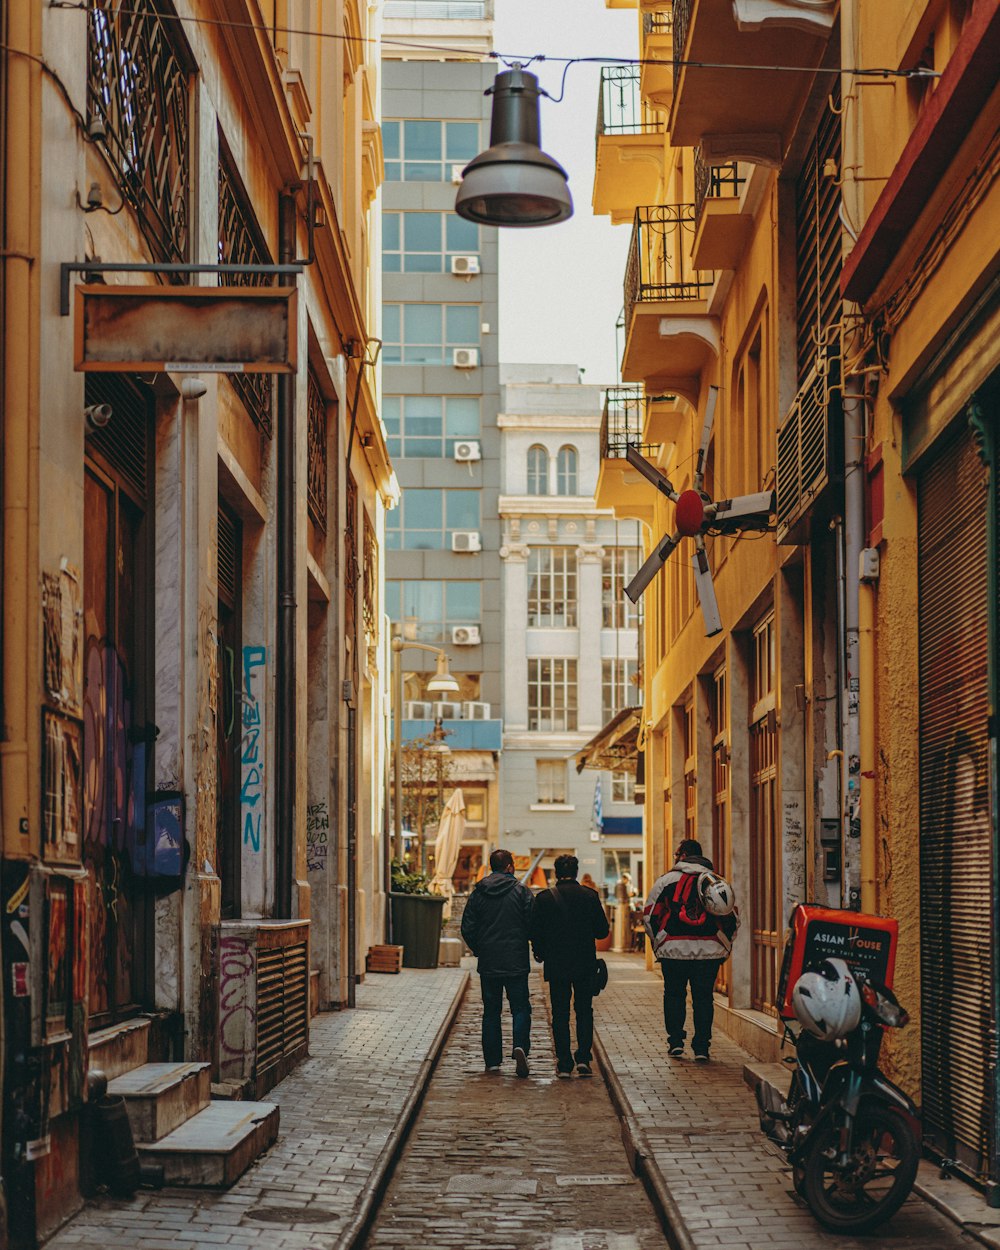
[
  {"xmin": 404, "ymin": 489, "xmax": 442, "ymax": 529},
  {"xmin": 405, "ymin": 213, "xmax": 441, "ymax": 252},
  {"xmin": 446, "ymin": 491, "xmax": 480, "ymax": 529},
  {"xmin": 407, "ymin": 414, "xmax": 442, "ymax": 438},
  {"xmin": 402, "ymin": 580, "xmax": 441, "ymax": 620},
  {"xmin": 383, "ymin": 213, "xmax": 400, "ymax": 250},
  {"xmin": 385, "ymin": 581, "xmax": 400, "ymax": 618},
  {"xmin": 383, "ymin": 122, "xmax": 400, "ymax": 159},
  {"xmin": 403, "ymin": 163, "xmax": 438, "ymax": 181},
  {"xmin": 446, "ymin": 122, "xmax": 479, "ymax": 161},
  {"xmin": 382, "ymin": 396, "xmax": 400, "ymax": 434},
  {"xmin": 446, "ymin": 216, "xmax": 479, "ymax": 252},
  {"xmin": 404, "ymin": 344, "xmax": 443, "ymax": 364},
  {"xmin": 404, "ymin": 304, "xmax": 442, "ymax": 344},
  {"xmin": 446, "ymin": 305, "xmax": 479, "ymax": 343},
  {"xmin": 383, "ymin": 254, "xmax": 401, "ymax": 273},
  {"xmin": 446, "ymin": 581, "xmax": 480, "ymax": 619},
  {"xmin": 405, "ymin": 254, "xmax": 439, "ymax": 273},
  {"xmin": 405, "ymin": 396, "xmax": 440, "ymax": 419},
  {"xmin": 383, "ymin": 304, "xmax": 401, "ymax": 343},
  {"xmin": 403, "ymin": 439, "xmax": 439, "ymax": 457},
  {"xmin": 445, "ymin": 398, "xmax": 480, "ymax": 436},
  {"xmin": 405, "ymin": 120, "xmax": 441, "ymax": 161},
  {"xmin": 384, "ymin": 161, "xmax": 401, "ymax": 181}
]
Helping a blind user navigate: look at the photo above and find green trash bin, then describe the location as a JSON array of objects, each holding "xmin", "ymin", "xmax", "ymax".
[{"xmin": 389, "ymin": 892, "xmax": 447, "ymax": 968}]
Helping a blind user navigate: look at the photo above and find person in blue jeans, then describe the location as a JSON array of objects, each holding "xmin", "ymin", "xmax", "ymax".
[{"xmin": 461, "ymin": 848, "xmax": 535, "ymax": 1076}]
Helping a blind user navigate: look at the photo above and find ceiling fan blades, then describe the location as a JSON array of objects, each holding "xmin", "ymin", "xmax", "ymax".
[
  {"xmin": 694, "ymin": 385, "xmax": 719, "ymax": 490},
  {"xmin": 625, "ymin": 531, "xmax": 679, "ymax": 602},
  {"xmin": 692, "ymin": 539, "xmax": 723, "ymax": 636},
  {"xmin": 625, "ymin": 443, "xmax": 678, "ymax": 501},
  {"xmin": 713, "ymin": 489, "xmax": 775, "ymax": 526}
]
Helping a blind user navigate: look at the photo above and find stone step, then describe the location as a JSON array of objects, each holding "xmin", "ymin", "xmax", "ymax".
[
  {"xmin": 107, "ymin": 1062, "xmax": 211, "ymax": 1143},
  {"xmin": 88, "ymin": 1018, "xmax": 151, "ymax": 1081},
  {"xmin": 137, "ymin": 1100, "xmax": 279, "ymax": 1188}
]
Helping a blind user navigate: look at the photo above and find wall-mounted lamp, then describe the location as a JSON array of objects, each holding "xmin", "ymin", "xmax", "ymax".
[{"xmin": 455, "ymin": 64, "xmax": 573, "ymax": 229}]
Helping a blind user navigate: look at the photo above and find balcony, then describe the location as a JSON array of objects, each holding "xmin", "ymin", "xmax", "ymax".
[
  {"xmin": 596, "ymin": 386, "xmax": 659, "ymax": 520},
  {"xmin": 670, "ymin": 0, "xmax": 837, "ymax": 165},
  {"xmin": 691, "ymin": 148, "xmax": 752, "ymax": 270},
  {"xmin": 593, "ymin": 67, "xmax": 664, "ymax": 224},
  {"xmin": 621, "ymin": 205, "xmax": 718, "ymax": 400},
  {"xmin": 640, "ymin": 7, "xmax": 674, "ymax": 110}
]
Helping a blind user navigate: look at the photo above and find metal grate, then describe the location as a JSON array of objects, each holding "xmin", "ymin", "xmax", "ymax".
[
  {"xmin": 256, "ymin": 942, "xmax": 308, "ymax": 1075},
  {"xmin": 672, "ymin": 0, "xmax": 692, "ymax": 93},
  {"xmin": 642, "ymin": 8, "xmax": 673, "ymax": 37},
  {"xmin": 218, "ymin": 146, "xmax": 274, "ymax": 437},
  {"xmin": 217, "ymin": 506, "xmax": 238, "ymax": 606},
  {"xmin": 601, "ymin": 385, "xmax": 653, "ymax": 458},
  {"xmin": 596, "ymin": 66, "xmax": 660, "ymax": 140},
  {"xmin": 693, "ymin": 147, "xmax": 745, "ymax": 223},
  {"xmin": 85, "ymin": 373, "xmax": 150, "ymax": 500},
  {"xmin": 88, "ymin": 1, "xmax": 191, "ymax": 265},
  {"xmin": 775, "ymin": 353, "xmax": 842, "ymax": 543},
  {"xmin": 307, "ymin": 368, "xmax": 327, "ymax": 532},
  {"xmin": 363, "ymin": 513, "xmax": 378, "ymax": 640},
  {"xmin": 624, "ymin": 205, "xmax": 711, "ymax": 327},
  {"xmin": 795, "ymin": 89, "xmax": 842, "ymax": 383}
]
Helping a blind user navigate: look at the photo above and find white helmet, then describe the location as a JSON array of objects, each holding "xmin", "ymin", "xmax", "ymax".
[
  {"xmin": 792, "ymin": 958, "xmax": 862, "ymax": 1041},
  {"xmin": 698, "ymin": 871, "xmax": 736, "ymax": 916}
]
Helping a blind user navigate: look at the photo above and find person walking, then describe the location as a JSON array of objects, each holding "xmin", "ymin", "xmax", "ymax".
[
  {"xmin": 530, "ymin": 854, "xmax": 610, "ymax": 1078},
  {"xmin": 642, "ymin": 838, "xmax": 739, "ymax": 1062},
  {"xmin": 461, "ymin": 848, "xmax": 535, "ymax": 1076}
]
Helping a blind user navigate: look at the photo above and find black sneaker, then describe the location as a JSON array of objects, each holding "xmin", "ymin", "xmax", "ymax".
[
  {"xmin": 556, "ymin": 1068, "xmax": 572, "ymax": 1080},
  {"xmin": 576, "ymin": 1062, "xmax": 593, "ymax": 1077},
  {"xmin": 485, "ymin": 1065, "xmax": 501, "ymax": 1073},
  {"xmin": 668, "ymin": 1045, "xmax": 684, "ymax": 1057},
  {"xmin": 694, "ymin": 1051, "xmax": 710, "ymax": 1063},
  {"xmin": 513, "ymin": 1046, "xmax": 530, "ymax": 1078}
]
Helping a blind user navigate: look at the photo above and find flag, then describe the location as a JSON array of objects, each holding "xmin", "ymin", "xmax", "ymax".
[{"xmin": 592, "ymin": 775, "xmax": 603, "ymax": 832}]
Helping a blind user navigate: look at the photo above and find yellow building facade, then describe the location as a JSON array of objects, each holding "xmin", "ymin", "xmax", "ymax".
[
  {"xmin": 596, "ymin": 0, "xmax": 1000, "ymax": 1201},
  {"xmin": 1, "ymin": 0, "xmax": 392, "ymax": 1240}
]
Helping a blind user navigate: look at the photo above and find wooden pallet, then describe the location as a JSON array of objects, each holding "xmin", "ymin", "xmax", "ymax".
[{"xmin": 366, "ymin": 944, "xmax": 404, "ymax": 974}]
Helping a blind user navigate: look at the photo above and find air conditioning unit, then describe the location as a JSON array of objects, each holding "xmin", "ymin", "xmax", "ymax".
[
  {"xmin": 463, "ymin": 700, "xmax": 491, "ymax": 720},
  {"xmin": 454, "ymin": 439, "xmax": 481, "ymax": 463},
  {"xmin": 450, "ymin": 163, "xmax": 465, "ymax": 184},
  {"xmin": 451, "ymin": 530, "xmax": 482, "ymax": 553},
  {"xmin": 404, "ymin": 700, "xmax": 433, "ymax": 719},
  {"xmin": 450, "ymin": 254, "xmax": 481, "ymax": 276},
  {"xmin": 452, "ymin": 348, "xmax": 479, "ymax": 369},
  {"xmin": 451, "ymin": 624, "xmax": 481, "ymax": 646},
  {"xmin": 433, "ymin": 701, "xmax": 460, "ymax": 720}
]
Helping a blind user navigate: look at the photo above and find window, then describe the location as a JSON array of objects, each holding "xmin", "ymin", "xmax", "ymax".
[
  {"xmin": 527, "ymin": 445, "xmax": 548, "ymax": 495},
  {"xmin": 527, "ymin": 548, "xmax": 577, "ymax": 627},
  {"xmin": 683, "ymin": 700, "xmax": 697, "ymax": 841},
  {"xmin": 383, "ymin": 303, "xmax": 479, "ymax": 365},
  {"xmin": 611, "ymin": 771, "xmax": 635, "ymax": 803},
  {"xmin": 536, "ymin": 760, "xmax": 567, "ymax": 804},
  {"xmin": 557, "ymin": 445, "xmax": 578, "ymax": 495},
  {"xmin": 750, "ymin": 612, "xmax": 780, "ymax": 1014},
  {"xmin": 602, "ymin": 547, "xmax": 642, "ymax": 627},
  {"xmin": 386, "ymin": 580, "xmax": 480, "ymax": 644},
  {"xmin": 383, "ymin": 211, "xmax": 480, "ymax": 273},
  {"xmin": 383, "ymin": 119, "xmax": 481, "ymax": 181},
  {"xmin": 386, "ymin": 489, "xmax": 480, "ymax": 550},
  {"xmin": 383, "ymin": 395, "xmax": 480, "ymax": 459},
  {"xmin": 528, "ymin": 659, "xmax": 577, "ymax": 731},
  {"xmin": 602, "ymin": 658, "xmax": 640, "ymax": 722}
]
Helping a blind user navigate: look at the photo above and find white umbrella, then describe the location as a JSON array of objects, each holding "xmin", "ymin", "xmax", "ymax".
[{"xmin": 430, "ymin": 788, "xmax": 466, "ymax": 918}]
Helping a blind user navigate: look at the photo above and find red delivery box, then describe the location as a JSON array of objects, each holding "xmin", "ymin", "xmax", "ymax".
[{"xmin": 777, "ymin": 905, "xmax": 898, "ymax": 1020}]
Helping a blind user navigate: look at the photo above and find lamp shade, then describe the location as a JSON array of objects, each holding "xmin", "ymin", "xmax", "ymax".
[
  {"xmin": 426, "ymin": 652, "xmax": 460, "ymax": 694},
  {"xmin": 455, "ymin": 66, "xmax": 573, "ymax": 228}
]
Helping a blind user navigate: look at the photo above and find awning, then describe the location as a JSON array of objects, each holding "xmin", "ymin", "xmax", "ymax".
[{"xmin": 574, "ymin": 706, "xmax": 642, "ymax": 775}]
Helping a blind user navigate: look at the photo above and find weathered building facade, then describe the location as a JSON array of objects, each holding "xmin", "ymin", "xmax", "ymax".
[{"xmin": 0, "ymin": 0, "xmax": 390, "ymax": 1241}]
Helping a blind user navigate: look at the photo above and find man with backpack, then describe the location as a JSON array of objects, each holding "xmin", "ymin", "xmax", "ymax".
[
  {"xmin": 530, "ymin": 855, "xmax": 610, "ymax": 1078},
  {"xmin": 642, "ymin": 838, "xmax": 739, "ymax": 1062}
]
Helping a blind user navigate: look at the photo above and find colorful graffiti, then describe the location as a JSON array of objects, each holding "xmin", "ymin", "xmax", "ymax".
[
  {"xmin": 219, "ymin": 935, "xmax": 255, "ymax": 1083},
  {"xmin": 241, "ymin": 645, "xmax": 266, "ymax": 853}
]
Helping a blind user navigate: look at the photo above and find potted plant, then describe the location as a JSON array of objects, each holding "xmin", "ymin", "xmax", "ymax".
[{"xmin": 389, "ymin": 859, "xmax": 447, "ymax": 968}]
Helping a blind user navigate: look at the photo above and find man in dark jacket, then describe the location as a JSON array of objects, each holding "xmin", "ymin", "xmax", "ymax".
[
  {"xmin": 461, "ymin": 848, "xmax": 535, "ymax": 1076},
  {"xmin": 530, "ymin": 854, "xmax": 610, "ymax": 1078}
]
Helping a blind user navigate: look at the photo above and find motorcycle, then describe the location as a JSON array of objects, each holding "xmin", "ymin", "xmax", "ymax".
[{"xmin": 755, "ymin": 966, "xmax": 921, "ymax": 1234}]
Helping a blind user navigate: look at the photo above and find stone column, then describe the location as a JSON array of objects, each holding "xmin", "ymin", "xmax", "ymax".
[{"xmin": 500, "ymin": 540, "xmax": 530, "ymax": 730}]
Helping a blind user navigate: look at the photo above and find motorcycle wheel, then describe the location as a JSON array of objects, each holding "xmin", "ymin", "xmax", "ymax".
[{"xmin": 801, "ymin": 1104, "xmax": 919, "ymax": 1234}]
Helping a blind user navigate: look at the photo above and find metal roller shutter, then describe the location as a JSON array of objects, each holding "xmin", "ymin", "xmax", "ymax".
[{"xmin": 918, "ymin": 422, "xmax": 993, "ymax": 1179}]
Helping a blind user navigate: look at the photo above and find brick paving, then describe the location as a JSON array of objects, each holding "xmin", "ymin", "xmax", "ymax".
[
  {"xmin": 364, "ymin": 970, "xmax": 666, "ymax": 1250},
  {"xmin": 47, "ymin": 966, "xmax": 467, "ymax": 1250},
  {"xmin": 595, "ymin": 952, "xmax": 976, "ymax": 1249}
]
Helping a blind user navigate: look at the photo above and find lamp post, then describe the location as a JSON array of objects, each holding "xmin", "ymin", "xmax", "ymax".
[{"xmin": 391, "ymin": 638, "xmax": 460, "ymax": 865}]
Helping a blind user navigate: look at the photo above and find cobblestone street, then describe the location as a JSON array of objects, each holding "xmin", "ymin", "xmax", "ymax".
[{"xmin": 364, "ymin": 971, "xmax": 666, "ymax": 1250}]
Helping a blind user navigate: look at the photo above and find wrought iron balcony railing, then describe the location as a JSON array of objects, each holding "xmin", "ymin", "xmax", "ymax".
[
  {"xmin": 600, "ymin": 386, "xmax": 652, "ymax": 460},
  {"xmin": 672, "ymin": 0, "xmax": 692, "ymax": 93},
  {"xmin": 596, "ymin": 66, "xmax": 661, "ymax": 140},
  {"xmin": 624, "ymin": 205, "xmax": 712, "ymax": 327},
  {"xmin": 693, "ymin": 147, "xmax": 747, "ymax": 222},
  {"xmin": 642, "ymin": 8, "xmax": 674, "ymax": 39}
]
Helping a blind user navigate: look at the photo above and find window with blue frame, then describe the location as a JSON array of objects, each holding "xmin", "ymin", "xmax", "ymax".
[
  {"xmin": 382, "ymin": 120, "xmax": 481, "ymax": 182},
  {"xmin": 383, "ymin": 304, "xmax": 479, "ymax": 364},
  {"xmin": 386, "ymin": 580, "xmax": 481, "ymax": 644},
  {"xmin": 383, "ymin": 212, "xmax": 480, "ymax": 273},
  {"xmin": 386, "ymin": 489, "xmax": 480, "ymax": 550},
  {"xmin": 383, "ymin": 395, "xmax": 480, "ymax": 458}
]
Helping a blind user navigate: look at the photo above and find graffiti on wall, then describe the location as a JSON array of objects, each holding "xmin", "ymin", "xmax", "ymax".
[
  {"xmin": 219, "ymin": 935, "xmax": 255, "ymax": 1083},
  {"xmin": 42, "ymin": 563, "xmax": 83, "ymax": 715},
  {"xmin": 306, "ymin": 801, "xmax": 329, "ymax": 873},
  {"xmin": 43, "ymin": 712, "xmax": 83, "ymax": 857},
  {"xmin": 241, "ymin": 646, "xmax": 266, "ymax": 853}
]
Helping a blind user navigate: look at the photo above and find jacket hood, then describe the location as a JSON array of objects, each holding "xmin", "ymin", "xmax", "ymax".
[
  {"xmin": 476, "ymin": 870, "xmax": 521, "ymax": 896},
  {"xmin": 674, "ymin": 856, "xmax": 714, "ymax": 873}
]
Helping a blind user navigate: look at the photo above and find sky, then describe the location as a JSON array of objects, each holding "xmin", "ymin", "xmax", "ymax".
[{"xmin": 492, "ymin": 1, "xmax": 637, "ymax": 386}]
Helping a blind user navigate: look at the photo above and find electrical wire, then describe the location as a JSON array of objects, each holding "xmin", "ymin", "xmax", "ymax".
[{"xmin": 46, "ymin": 2, "xmax": 942, "ymax": 81}]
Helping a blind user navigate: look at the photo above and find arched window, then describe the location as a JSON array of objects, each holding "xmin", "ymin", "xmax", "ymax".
[
  {"xmin": 557, "ymin": 445, "xmax": 578, "ymax": 495},
  {"xmin": 527, "ymin": 444, "xmax": 548, "ymax": 495}
]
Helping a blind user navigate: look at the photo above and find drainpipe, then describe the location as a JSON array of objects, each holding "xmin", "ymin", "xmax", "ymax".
[
  {"xmin": 858, "ymin": 564, "xmax": 876, "ymax": 913},
  {"xmin": 275, "ymin": 193, "xmax": 297, "ymax": 919}
]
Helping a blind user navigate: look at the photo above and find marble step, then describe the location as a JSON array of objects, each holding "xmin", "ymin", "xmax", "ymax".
[
  {"xmin": 107, "ymin": 1062, "xmax": 211, "ymax": 1143},
  {"xmin": 137, "ymin": 1100, "xmax": 280, "ymax": 1188}
]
